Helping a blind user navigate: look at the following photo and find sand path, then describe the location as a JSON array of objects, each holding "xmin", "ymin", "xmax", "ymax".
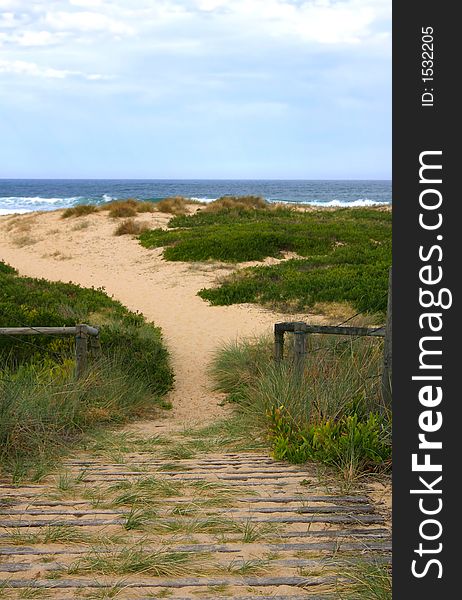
[{"xmin": 0, "ymin": 209, "xmax": 321, "ymax": 430}]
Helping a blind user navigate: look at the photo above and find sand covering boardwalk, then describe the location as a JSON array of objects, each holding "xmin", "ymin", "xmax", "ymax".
[{"xmin": 0, "ymin": 210, "xmax": 391, "ymax": 598}]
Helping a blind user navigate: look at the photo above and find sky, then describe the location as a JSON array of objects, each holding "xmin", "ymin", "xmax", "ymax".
[{"xmin": 0, "ymin": 0, "xmax": 391, "ymax": 179}]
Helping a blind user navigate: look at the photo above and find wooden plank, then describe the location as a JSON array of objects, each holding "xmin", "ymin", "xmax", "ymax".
[
  {"xmin": 0, "ymin": 325, "xmax": 99, "ymax": 336},
  {"xmin": 275, "ymin": 322, "xmax": 385, "ymax": 337},
  {"xmin": 0, "ymin": 575, "xmax": 337, "ymax": 589}
]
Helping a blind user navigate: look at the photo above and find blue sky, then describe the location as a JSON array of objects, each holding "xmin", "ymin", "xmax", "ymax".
[{"xmin": 0, "ymin": 0, "xmax": 391, "ymax": 179}]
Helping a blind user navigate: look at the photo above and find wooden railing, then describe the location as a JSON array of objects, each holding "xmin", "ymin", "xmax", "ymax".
[
  {"xmin": 274, "ymin": 269, "xmax": 392, "ymax": 407},
  {"xmin": 0, "ymin": 324, "xmax": 101, "ymax": 378}
]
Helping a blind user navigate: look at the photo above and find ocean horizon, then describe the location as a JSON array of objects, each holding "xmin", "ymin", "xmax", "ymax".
[{"xmin": 0, "ymin": 179, "xmax": 392, "ymax": 215}]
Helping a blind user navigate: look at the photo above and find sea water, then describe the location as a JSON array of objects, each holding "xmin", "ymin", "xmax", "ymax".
[{"xmin": 0, "ymin": 179, "xmax": 391, "ymax": 215}]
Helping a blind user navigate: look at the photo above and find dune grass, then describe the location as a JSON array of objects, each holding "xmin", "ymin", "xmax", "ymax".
[
  {"xmin": 210, "ymin": 335, "xmax": 391, "ymax": 480},
  {"xmin": 339, "ymin": 562, "xmax": 392, "ymax": 599},
  {"xmin": 68, "ymin": 544, "xmax": 208, "ymax": 577},
  {"xmin": 114, "ymin": 218, "xmax": 150, "ymax": 236},
  {"xmin": 100, "ymin": 199, "xmax": 156, "ymax": 217},
  {"xmin": 156, "ymin": 196, "xmax": 189, "ymax": 215},
  {"xmin": 61, "ymin": 204, "xmax": 99, "ymax": 218},
  {"xmin": 0, "ymin": 260, "xmax": 173, "ymax": 478}
]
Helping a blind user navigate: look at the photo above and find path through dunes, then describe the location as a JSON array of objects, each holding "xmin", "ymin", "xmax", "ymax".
[{"xmin": 0, "ymin": 210, "xmax": 391, "ymax": 597}]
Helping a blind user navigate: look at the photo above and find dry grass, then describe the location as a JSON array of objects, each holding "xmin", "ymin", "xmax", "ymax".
[
  {"xmin": 72, "ymin": 221, "xmax": 91, "ymax": 231},
  {"xmin": 5, "ymin": 214, "xmax": 39, "ymax": 232},
  {"xmin": 203, "ymin": 195, "xmax": 268, "ymax": 212},
  {"xmin": 101, "ymin": 199, "xmax": 156, "ymax": 218},
  {"xmin": 61, "ymin": 205, "xmax": 98, "ymax": 218},
  {"xmin": 114, "ymin": 219, "xmax": 150, "ymax": 236},
  {"xmin": 12, "ymin": 234, "xmax": 39, "ymax": 247},
  {"xmin": 156, "ymin": 196, "xmax": 188, "ymax": 215}
]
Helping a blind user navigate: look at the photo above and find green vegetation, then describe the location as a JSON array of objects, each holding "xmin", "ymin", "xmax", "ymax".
[
  {"xmin": 210, "ymin": 335, "xmax": 391, "ymax": 480},
  {"xmin": 140, "ymin": 205, "xmax": 391, "ymax": 314},
  {"xmin": 338, "ymin": 562, "xmax": 392, "ymax": 599},
  {"xmin": 68, "ymin": 544, "xmax": 208, "ymax": 577},
  {"xmin": 0, "ymin": 260, "xmax": 173, "ymax": 477}
]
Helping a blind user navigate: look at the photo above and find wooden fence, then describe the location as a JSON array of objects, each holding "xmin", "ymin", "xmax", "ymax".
[
  {"xmin": 274, "ymin": 269, "xmax": 392, "ymax": 407},
  {"xmin": 0, "ymin": 324, "xmax": 101, "ymax": 379}
]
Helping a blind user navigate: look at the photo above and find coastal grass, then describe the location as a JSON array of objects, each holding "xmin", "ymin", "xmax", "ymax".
[
  {"xmin": 100, "ymin": 199, "xmax": 156, "ymax": 217},
  {"xmin": 156, "ymin": 196, "xmax": 189, "ymax": 215},
  {"xmin": 338, "ymin": 562, "xmax": 392, "ymax": 599},
  {"xmin": 0, "ymin": 260, "xmax": 173, "ymax": 478},
  {"xmin": 139, "ymin": 205, "xmax": 391, "ymax": 314},
  {"xmin": 210, "ymin": 335, "xmax": 391, "ymax": 480},
  {"xmin": 114, "ymin": 218, "xmax": 150, "ymax": 236},
  {"xmin": 68, "ymin": 544, "xmax": 208, "ymax": 577},
  {"xmin": 61, "ymin": 204, "xmax": 99, "ymax": 218}
]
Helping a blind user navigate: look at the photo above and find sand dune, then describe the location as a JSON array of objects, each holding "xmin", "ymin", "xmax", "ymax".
[{"xmin": 0, "ymin": 208, "xmax": 324, "ymax": 429}]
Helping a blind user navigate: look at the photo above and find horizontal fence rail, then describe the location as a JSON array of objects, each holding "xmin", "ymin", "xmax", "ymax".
[
  {"xmin": 274, "ymin": 269, "xmax": 392, "ymax": 409},
  {"xmin": 0, "ymin": 326, "xmax": 99, "ymax": 336},
  {"xmin": 0, "ymin": 324, "xmax": 101, "ymax": 379}
]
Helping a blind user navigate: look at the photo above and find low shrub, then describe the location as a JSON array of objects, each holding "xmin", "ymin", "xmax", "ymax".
[
  {"xmin": 114, "ymin": 219, "xmax": 150, "ymax": 236},
  {"xmin": 140, "ymin": 206, "xmax": 391, "ymax": 313},
  {"xmin": 156, "ymin": 196, "xmax": 188, "ymax": 215},
  {"xmin": 203, "ymin": 195, "xmax": 268, "ymax": 212},
  {"xmin": 0, "ymin": 260, "xmax": 174, "ymax": 476},
  {"xmin": 210, "ymin": 335, "xmax": 391, "ymax": 479},
  {"xmin": 0, "ymin": 354, "xmax": 155, "ymax": 477},
  {"xmin": 61, "ymin": 205, "xmax": 98, "ymax": 218}
]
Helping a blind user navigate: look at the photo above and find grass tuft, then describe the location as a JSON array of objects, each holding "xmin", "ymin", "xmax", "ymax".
[
  {"xmin": 114, "ymin": 218, "xmax": 149, "ymax": 236},
  {"xmin": 61, "ymin": 205, "xmax": 98, "ymax": 218},
  {"xmin": 156, "ymin": 196, "xmax": 189, "ymax": 215}
]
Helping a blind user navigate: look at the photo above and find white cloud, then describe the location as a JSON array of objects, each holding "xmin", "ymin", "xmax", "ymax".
[
  {"xmin": 0, "ymin": 58, "xmax": 107, "ymax": 80},
  {"xmin": 44, "ymin": 10, "xmax": 134, "ymax": 35}
]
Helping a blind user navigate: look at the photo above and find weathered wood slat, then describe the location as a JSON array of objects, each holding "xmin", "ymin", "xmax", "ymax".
[
  {"xmin": 0, "ymin": 326, "xmax": 99, "ymax": 336},
  {"xmin": 0, "ymin": 575, "xmax": 337, "ymax": 589}
]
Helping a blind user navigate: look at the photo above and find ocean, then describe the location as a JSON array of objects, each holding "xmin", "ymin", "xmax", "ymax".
[{"xmin": 0, "ymin": 179, "xmax": 392, "ymax": 215}]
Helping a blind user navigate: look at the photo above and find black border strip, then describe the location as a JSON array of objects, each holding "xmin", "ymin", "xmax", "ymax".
[{"xmin": 393, "ymin": 3, "xmax": 457, "ymax": 596}]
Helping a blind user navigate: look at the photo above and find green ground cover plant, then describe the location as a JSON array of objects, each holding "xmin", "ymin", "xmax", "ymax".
[
  {"xmin": 140, "ymin": 204, "xmax": 391, "ymax": 314},
  {"xmin": 210, "ymin": 334, "xmax": 391, "ymax": 480},
  {"xmin": 0, "ymin": 261, "xmax": 173, "ymax": 477}
]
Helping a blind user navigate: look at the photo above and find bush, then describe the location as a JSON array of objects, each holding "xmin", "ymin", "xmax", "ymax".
[
  {"xmin": 210, "ymin": 335, "xmax": 391, "ymax": 479},
  {"xmin": 61, "ymin": 205, "xmax": 98, "ymax": 218},
  {"xmin": 0, "ymin": 261, "xmax": 174, "ymax": 476},
  {"xmin": 0, "ymin": 261, "xmax": 17, "ymax": 275},
  {"xmin": 99, "ymin": 199, "xmax": 156, "ymax": 216},
  {"xmin": 140, "ymin": 208, "xmax": 391, "ymax": 313},
  {"xmin": 203, "ymin": 195, "xmax": 268, "ymax": 212},
  {"xmin": 114, "ymin": 219, "xmax": 149, "ymax": 236},
  {"xmin": 156, "ymin": 196, "xmax": 188, "ymax": 215},
  {"xmin": 0, "ymin": 355, "xmax": 155, "ymax": 478}
]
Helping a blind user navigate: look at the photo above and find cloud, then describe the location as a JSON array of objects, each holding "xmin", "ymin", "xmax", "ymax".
[
  {"xmin": 44, "ymin": 10, "xmax": 134, "ymax": 35},
  {"xmin": 0, "ymin": 58, "xmax": 108, "ymax": 80}
]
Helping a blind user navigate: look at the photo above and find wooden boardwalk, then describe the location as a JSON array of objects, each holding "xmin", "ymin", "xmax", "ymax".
[{"xmin": 0, "ymin": 431, "xmax": 390, "ymax": 599}]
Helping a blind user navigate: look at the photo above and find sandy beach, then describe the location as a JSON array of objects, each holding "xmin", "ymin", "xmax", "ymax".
[{"xmin": 0, "ymin": 206, "xmax": 324, "ymax": 429}]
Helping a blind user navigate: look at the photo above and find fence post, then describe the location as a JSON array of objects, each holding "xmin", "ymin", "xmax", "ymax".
[
  {"xmin": 274, "ymin": 324, "xmax": 285, "ymax": 364},
  {"xmin": 381, "ymin": 268, "xmax": 392, "ymax": 408},
  {"xmin": 293, "ymin": 322, "xmax": 307, "ymax": 378},
  {"xmin": 75, "ymin": 324, "xmax": 89, "ymax": 379},
  {"xmin": 89, "ymin": 333, "xmax": 102, "ymax": 359}
]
